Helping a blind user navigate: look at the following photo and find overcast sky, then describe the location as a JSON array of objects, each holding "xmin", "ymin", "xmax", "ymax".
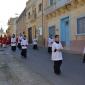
[{"xmin": 0, "ymin": 0, "xmax": 28, "ymax": 32}]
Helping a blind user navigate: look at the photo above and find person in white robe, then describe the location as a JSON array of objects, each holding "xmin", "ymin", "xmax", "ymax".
[
  {"xmin": 33, "ymin": 38, "xmax": 38, "ymax": 49},
  {"xmin": 18, "ymin": 33, "xmax": 23, "ymax": 50},
  {"xmin": 83, "ymin": 47, "xmax": 85, "ymax": 63},
  {"xmin": 48, "ymin": 37, "xmax": 53, "ymax": 54},
  {"xmin": 52, "ymin": 35, "xmax": 63, "ymax": 75},
  {"xmin": 21, "ymin": 35, "xmax": 28, "ymax": 58},
  {"xmin": 11, "ymin": 34, "xmax": 16, "ymax": 51}
]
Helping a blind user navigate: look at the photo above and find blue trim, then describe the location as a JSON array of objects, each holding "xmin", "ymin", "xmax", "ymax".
[
  {"xmin": 77, "ymin": 19, "xmax": 79, "ymax": 34},
  {"xmin": 60, "ymin": 16, "xmax": 71, "ymax": 46},
  {"xmin": 77, "ymin": 17, "xmax": 85, "ymax": 34}
]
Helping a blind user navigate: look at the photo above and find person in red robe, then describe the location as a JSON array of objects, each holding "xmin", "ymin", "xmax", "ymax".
[
  {"xmin": 8, "ymin": 36, "xmax": 11, "ymax": 45},
  {"xmin": 6, "ymin": 35, "xmax": 11, "ymax": 46},
  {"xmin": 2, "ymin": 35, "xmax": 7, "ymax": 47},
  {"xmin": 0, "ymin": 35, "xmax": 3, "ymax": 47},
  {"xmin": 16, "ymin": 36, "xmax": 18, "ymax": 45}
]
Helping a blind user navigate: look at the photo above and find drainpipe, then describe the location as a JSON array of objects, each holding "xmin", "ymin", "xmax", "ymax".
[{"xmin": 42, "ymin": 0, "xmax": 44, "ymax": 47}]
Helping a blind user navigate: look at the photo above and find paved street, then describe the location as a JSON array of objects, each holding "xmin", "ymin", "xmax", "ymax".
[
  {"xmin": 0, "ymin": 47, "xmax": 52, "ymax": 85},
  {"xmin": 0, "ymin": 46, "xmax": 85, "ymax": 85}
]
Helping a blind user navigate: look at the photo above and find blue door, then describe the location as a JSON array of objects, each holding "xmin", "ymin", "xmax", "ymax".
[{"xmin": 60, "ymin": 17, "xmax": 70, "ymax": 46}]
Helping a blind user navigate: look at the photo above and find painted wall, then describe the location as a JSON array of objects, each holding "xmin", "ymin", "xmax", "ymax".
[{"xmin": 44, "ymin": 1, "xmax": 85, "ymax": 53}]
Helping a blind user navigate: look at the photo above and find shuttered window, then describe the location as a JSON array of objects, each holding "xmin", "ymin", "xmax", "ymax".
[{"xmin": 77, "ymin": 17, "xmax": 85, "ymax": 34}]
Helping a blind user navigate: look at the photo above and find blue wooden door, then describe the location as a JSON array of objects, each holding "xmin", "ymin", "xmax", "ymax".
[{"xmin": 60, "ymin": 17, "xmax": 70, "ymax": 46}]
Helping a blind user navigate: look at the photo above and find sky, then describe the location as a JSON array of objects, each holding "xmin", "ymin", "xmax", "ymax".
[{"xmin": 0, "ymin": 0, "xmax": 28, "ymax": 32}]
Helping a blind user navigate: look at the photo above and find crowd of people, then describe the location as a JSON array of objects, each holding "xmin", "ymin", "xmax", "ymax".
[
  {"xmin": 0, "ymin": 35, "xmax": 11, "ymax": 47},
  {"xmin": 11, "ymin": 33, "xmax": 28, "ymax": 58},
  {"xmin": 0, "ymin": 33, "xmax": 85, "ymax": 75}
]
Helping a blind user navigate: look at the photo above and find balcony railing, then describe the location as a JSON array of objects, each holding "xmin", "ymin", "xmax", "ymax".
[{"xmin": 44, "ymin": 0, "xmax": 72, "ymax": 15}]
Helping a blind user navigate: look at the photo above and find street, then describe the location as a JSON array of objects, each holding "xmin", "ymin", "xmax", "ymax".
[{"xmin": 0, "ymin": 46, "xmax": 85, "ymax": 85}]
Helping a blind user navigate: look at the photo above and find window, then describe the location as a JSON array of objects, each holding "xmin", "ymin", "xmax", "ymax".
[
  {"xmin": 28, "ymin": 12, "xmax": 30, "ymax": 18},
  {"xmin": 33, "ymin": 8, "xmax": 37, "ymax": 18},
  {"xmin": 39, "ymin": 3, "xmax": 42, "ymax": 12},
  {"xmin": 49, "ymin": 25, "xmax": 55, "ymax": 38},
  {"xmin": 49, "ymin": 0, "xmax": 57, "ymax": 6},
  {"xmin": 77, "ymin": 17, "xmax": 85, "ymax": 34},
  {"xmin": 50, "ymin": 0, "xmax": 54, "ymax": 5}
]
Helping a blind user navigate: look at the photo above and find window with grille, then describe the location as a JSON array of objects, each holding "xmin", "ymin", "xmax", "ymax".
[
  {"xmin": 38, "ymin": 3, "xmax": 42, "ymax": 12},
  {"xmin": 77, "ymin": 17, "xmax": 85, "ymax": 34}
]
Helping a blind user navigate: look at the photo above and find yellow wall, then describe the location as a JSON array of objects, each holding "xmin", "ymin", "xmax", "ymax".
[
  {"xmin": 26, "ymin": 0, "xmax": 44, "ymax": 45},
  {"xmin": 44, "ymin": 0, "xmax": 85, "ymax": 47}
]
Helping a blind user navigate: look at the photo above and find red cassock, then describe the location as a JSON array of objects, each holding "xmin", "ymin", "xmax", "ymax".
[
  {"xmin": 6, "ymin": 37, "xmax": 9, "ymax": 45},
  {"xmin": 2, "ymin": 37, "xmax": 7, "ymax": 45},
  {"xmin": 6, "ymin": 37, "xmax": 11, "ymax": 45},
  {"xmin": 9, "ymin": 37, "xmax": 11, "ymax": 45},
  {"xmin": 0, "ymin": 37, "xmax": 3, "ymax": 45},
  {"xmin": 16, "ymin": 37, "xmax": 18, "ymax": 44}
]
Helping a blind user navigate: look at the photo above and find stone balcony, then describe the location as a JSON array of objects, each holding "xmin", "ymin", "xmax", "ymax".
[{"xmin": 44, "ymin": 0, "xmax": 72, "ymax": 15}]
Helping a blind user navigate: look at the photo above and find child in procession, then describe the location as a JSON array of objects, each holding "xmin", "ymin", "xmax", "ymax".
[
  {"xmin": 11, "ymin": 34, "xmax": 16, "ymax": 51},
  {"xmin": 17, "ymin": 33, "xmax": 23, "ymax": 50},
  {"xmin": 0, "ymin": 35, "xmax": 3, "ymax": 47},
  {"xmin": 6, "ymin": 35, "xmax": 11, "ymax": 46},
  {"xmin": 21, "ymin": 35, "xmax": 28, "ymax": 58},
  {"xmin": 83, "ymin": 47, "xmax": 85, "ymax": 63},
  {"xmin": 52, "ymin": 35, "xmax": 63, "ymax": 75},
  {"xmin": 33, "ymin": 38, "xmax": 38, "ymax": 50},
  {"xmin": 2, "ymin": 35, "xmax": 7, "ymax": 48},
  {"xmin": 48, "ymin": 36, "xmax": 53, "ymax": 54}
]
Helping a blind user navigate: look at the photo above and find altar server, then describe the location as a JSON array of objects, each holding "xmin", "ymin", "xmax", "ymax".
[
  {"xmin": 48, "ymin": 37, "xmax": 53, "ymax": 54},
  {"xmin": 21, "ymin": 35, "xmax": 28, "ymax": 58},
  {"xmin": 33, "ymin": 38, "xmax": 38, "ymax": 50},
  {"xmin": 83, "ymin": 47, "xmax": 85, "ymax": 63},
  {"xmin": 52, "ymin": 35, "xmax": 63, "ymax": 75},
  {"xmin": 17, "ymin": 33, "xmax": 23, "ymax": 50},
  {"xmin": 11, "ymin": 34, "xmax": 16, "ymax": 51}
]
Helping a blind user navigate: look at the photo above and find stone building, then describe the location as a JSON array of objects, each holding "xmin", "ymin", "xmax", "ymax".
[
  {"xmin": 7, "ymin": 17, "xmax": 18, "ymax": 36},
  {"xmin": 16, "ymin": 8, "xmax": 27, "ymax": 37},
  {"xmin": 44, "ymin": 0, "xmax": 85, "ymax": 53}
]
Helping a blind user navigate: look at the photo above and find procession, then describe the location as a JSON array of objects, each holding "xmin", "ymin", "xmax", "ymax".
[
  {"xmin": 0, "ymin": 0, "xmax": 85, "ymax": 84},
  {"xmin": 0, "ymin": 33, "xmax": 85, "ymax": 77}
]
